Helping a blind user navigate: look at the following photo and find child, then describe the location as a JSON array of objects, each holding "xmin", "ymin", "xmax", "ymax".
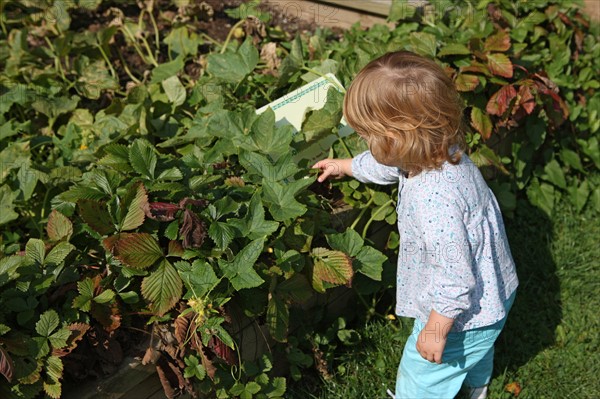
[{"xmin": 312, "ymin": 51, "xmax": 519, "ymax": 399}]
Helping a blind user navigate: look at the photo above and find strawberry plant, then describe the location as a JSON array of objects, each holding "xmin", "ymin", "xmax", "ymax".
[{"xmin": 0, "ymin": 0, "xmax": 598, "ymax": 397}]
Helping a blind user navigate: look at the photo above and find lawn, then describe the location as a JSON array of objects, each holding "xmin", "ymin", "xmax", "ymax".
[{"xmin": 288, "ymin": 190, "xmax": 600, "ymax": 399}]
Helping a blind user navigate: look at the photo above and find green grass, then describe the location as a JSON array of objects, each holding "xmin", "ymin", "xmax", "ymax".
[{"xmin": 288, "ymin": 197, "xmax": 600, "ymax": 399}]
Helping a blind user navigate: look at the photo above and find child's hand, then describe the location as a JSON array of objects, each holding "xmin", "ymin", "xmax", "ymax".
[
  {"xmin": 311, "ymin": 158, "xmax": 353, "ymax": 183},
  {"xmin": 416, "ymin": 329, "xmax": 447, "ymax": 364},
  {"xmin": 416, "ymin": 310, "xmax": 454, "ymax": 364}
]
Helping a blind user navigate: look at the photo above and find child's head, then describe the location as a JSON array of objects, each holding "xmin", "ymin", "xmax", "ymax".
[{"xmin": 343, "ymin": 51, "xmax": 466, "ymax": 175}]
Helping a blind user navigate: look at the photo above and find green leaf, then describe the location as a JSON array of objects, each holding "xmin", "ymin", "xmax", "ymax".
[
  {"xmin": 26, "ymin": 239, "xmax": 46, "ymax": 265},
  {"xmin": 151, "ymin": 56, "xmax": 185, "ymax": 83},
  {"xmin": 129, "ymin": 139, "xmax": 157, "ymax": 179},
  {"xmin": 228, "ymin": 194, "xmax": 279, "ymax": 240},
  {"xmin": 45, "ymin": 242, "xmax": 75, "ymax": 265},
  {"xmin": 262, "ymin": 178, "xmax": 313, "ymax": 222},
  {"xmin": 78, "ymin": 199, "xmax": 115, "ymax": 235},
  {"xmin": 73, "ymin": 278, "xmax": 94, "ymax": 311},
  {"xmin": 278, "ymin": 35, "xmax": 304, "ymax": 87},
  {"xmin": 276, "ymin": 274, "xmax": 313, "ymax": 304},
  {"xmin": 527, "ymin": 179, "xmax": 555, "ymax": 216},
  {"xmin": 208, "ymin": 221, "xmax": 236, "ymax": 250},
  {"xmin": 560, "ymin": 149, "xmax": 584, "ymax": 173},
  {"xmin": 114, "ymin": 233, "xmax": 163, "ymax": 269},
  {"xmin": 311, "ymin": 248, "xmax": 353, "ymax": 291},
  {"xmin": 251, "ymin": 108, "xmax": 294, "ymax": 158},
  {"xmin": 301, "ymin": 88, "xmax": 344, "ymax": 142},
  {"xmin": 94, "ymin": 289, "xmax": 116, "ymax": 304},
  {"xmin": 119, "ymin": 182, "xmax": 149, "ymax": 231},
  {"xmin": 326, "ymin": 229, "xmax": 364, "ymax": 257},
  {"xmin": 470, "ymin": 107, "xmax": 493, "ymax": 139},
  {"xmin": 48, "ymin": 328, "xmax": 70, "ymax": 349},
  {"xmin": 162, "ymin": 76, "xmax": 187, "ymax": 107},
  {"xmin": 164, "ymin": 26, "xmax": 201, "ymax": 57},
  {"xmin": 567, "ymin": 181, "xmax": 590, "ymax": 213},
  {"xmin": 409, "ymin": 32, "xmax": 437, "ymax": 57},
  {"xmin": 455, "ymin": 74, "xmax": 480, "ymax": 92},
  {"xmin": 0, "ymin": 185, "xmax": 19, "ymax": 226},
  {"xmin": 266, "ymin": 377, "xmax": 286, "ymax": 397},
  {"xmin": 175, "ymin": 260, "xmax": 219, "ymax": 298},
  {"xmin": 267, "ymin": 295, "xmax": 289, "ymax": 343},
  {"xmin": 141, "ymin": 259, "xmax": 183, "ymax": 316},
  {"xmin": 36, "ymin": 310, "xmax": 59, "ymax": 337},
  {"xmin": 46, "ymin": 210, "xmax": 73, "ymax": 242},
  {"xmin": 438, "ymin": 43, "xmax": 471, "ymax": 56},
  {"xmin": 31, "ymin": 95, "xmax": 79, "ymax": 121},
  {"xmin": 487, "ymin": 53, "xmax": 513, "ymax": 78},
  {"xmin": 354, "ymin": 247, "xmax": 387, "ymax": 281},
  {"xmin": 484, "ymin": 30, "xmax": 511, "ymax": 52},
  {"xmin": 206, "ymin": 38, "xmax": 259, "ymax": 83},
  {"xmin": 76, "ymin": 59, "xmax": 119, "ymax": 99},
  {"xmin": 45, "ymin": 356, "xmax": 63, "ymax": 382},
  {"xmin": 542, "ymin": 159, "xmax": 567, "ymax": 189},
  {"xmin": 388, "ymin": 0, "xmax": 416, "ymax": 21},
  {"xmin": 218, "ymin": 238, "xmax": 265, "ymax": 290},
  {"xmin": 0, "ymin": 255, "xmax": 23, "ymax": 287}
]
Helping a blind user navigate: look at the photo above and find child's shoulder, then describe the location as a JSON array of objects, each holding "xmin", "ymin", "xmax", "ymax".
[{"xmin": 408, "ymin": 154, "xmax": 485, "ymax": 206}]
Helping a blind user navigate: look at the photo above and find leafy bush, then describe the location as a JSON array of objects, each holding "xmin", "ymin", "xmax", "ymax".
[{"xmin": 0, "ymin": 0, "xmax": 598, "ymax": 397}]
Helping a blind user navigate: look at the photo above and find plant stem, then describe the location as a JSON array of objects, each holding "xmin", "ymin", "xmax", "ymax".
[
  {"xmin": 350, "ymin": 196, "xmax": 374, "ymax": 230},
  {"xmin": 220, "ymin": 19, "xmax": 246, "ymax": 54},
  {"xmin": 117, "ymin": 50, "xmax": 142, "ymax": 84},
  {"xmin": 147, "ymin": 9, "xmax": 161, "ymax": 61},
  {"xmin": 97, "ymin": 44, "xmax": 118, "ymax": 79},
  {"xmin": 361, "ymin": 199, "xmax": 393, "ymax": 238},
  {"xmin": 200, "ymin": 33, "xmax": 222, "ymax": 47}
]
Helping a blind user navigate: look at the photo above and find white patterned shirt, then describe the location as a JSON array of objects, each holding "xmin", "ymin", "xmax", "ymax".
[{"xmin": 352, "ymin": 150, "xmax": 519, "ymax": 331}]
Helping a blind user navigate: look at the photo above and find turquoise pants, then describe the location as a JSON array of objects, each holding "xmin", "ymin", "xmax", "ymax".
[{"xmin": 395, "ymin": 292, "xmax": 516, "ymax": 398}]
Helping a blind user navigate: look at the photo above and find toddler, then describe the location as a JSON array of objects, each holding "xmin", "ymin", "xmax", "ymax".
[{"xmin": 312, "ymin": 51, "xmax": 518, "ymax": 399}]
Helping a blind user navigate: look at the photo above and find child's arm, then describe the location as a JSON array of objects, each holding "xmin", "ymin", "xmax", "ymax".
[{"xmin": 312, "ymin": 151, "xmax": 402, "ymax": 185}]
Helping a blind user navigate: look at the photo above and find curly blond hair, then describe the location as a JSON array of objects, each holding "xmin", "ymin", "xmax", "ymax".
[{"xmin": 343, "ymin": 51, "xmax": 466, "ymax": 175}]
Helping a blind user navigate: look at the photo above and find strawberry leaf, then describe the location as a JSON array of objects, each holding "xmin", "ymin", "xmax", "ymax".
[
  {"xmin": 141, "ymin": 259, "xmax": 183, "ymax": 316},
  {"xmin": 114, "ymin": 233, "xmax": 163, "ymax": 269}
]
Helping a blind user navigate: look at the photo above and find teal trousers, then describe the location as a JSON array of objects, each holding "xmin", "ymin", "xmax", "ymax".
[{"xmin": 395, "ymin": 292, "xmax": 516, "ymax": 398}]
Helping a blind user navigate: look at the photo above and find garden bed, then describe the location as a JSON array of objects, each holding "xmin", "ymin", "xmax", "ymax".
[{"xmin": 1, "ymin": 0, "xmax": 599, "ymax": 398}]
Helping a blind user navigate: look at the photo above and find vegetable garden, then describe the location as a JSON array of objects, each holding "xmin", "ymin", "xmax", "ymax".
[{"xmin": 0, "ymin": 0, "xmax": 598, "ymax": 398}]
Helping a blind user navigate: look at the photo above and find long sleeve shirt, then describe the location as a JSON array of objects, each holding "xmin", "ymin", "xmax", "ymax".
[{"xmin": 351, "ymin": 150, "xmax": 519, "ymax": 332}]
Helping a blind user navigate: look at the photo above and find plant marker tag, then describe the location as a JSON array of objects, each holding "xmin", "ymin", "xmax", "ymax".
[{"xmin": 256, "ymin": 73, "xmax": 354, "ymax": 160}]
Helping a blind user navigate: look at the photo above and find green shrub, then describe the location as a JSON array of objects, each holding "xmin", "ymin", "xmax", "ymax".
[{"xmin": 0, "ymin": 0, "xmax": 597, "ymax": 397}]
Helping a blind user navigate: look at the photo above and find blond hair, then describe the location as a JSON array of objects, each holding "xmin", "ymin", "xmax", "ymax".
[{"xmin": 343, "ymin": 51, "xmax": 466, "ymax": 175}]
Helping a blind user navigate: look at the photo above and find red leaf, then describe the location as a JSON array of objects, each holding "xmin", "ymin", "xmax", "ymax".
[
  {"xmin": 487, "ymin": 53, "xmax": 513, "ymax": 78},
  {"xmin": 167, "ymin": 241, "xmax": 184, "ymax": 257},
  {"xmin": 470, "ymin": 107, "xmax": 493, "ymax": 139},
  {"xmin": 78, "ymin": 199, "xmax": 115, "ymax": 235},
  {"xmin": 517, "ymin": 85, "xmax": 536, "ymax": 115},
  {"xmin": 486, "ymin": 85, "xmax": 517, "ymax": 116},
  {"xmin": 484, "ymin": 30, "xmax": 511, "ymax": 52},
  {"xmin": 114, "ymin": 233, "xmax": 163, "ymax": 269},
  {"xmin": 0, "ymin": 346, "xmax": 14, "ymax": 383},
  {"xmin": 146, "ymin": 202, "xmax": 180, "ymax": 222},
  {"xmin": 179, "ymin": 209, "xmax": 206, "ymax": 249},
  {"xmin": 505, "ymin": 381, "xmax": 522, "ymax": 396},
  {"xmin": 103, "ymin": 234, "xmax": 121, "ymax": 254},
  {"xmin": 179, "ymin": 198, "xmax": 208, "ymax": 209},
  {"xmin": 47, "ymin": 210, "xmax": 73, "ymax": 242},
  {"xmin": 91, "ymin": 302, "xmax": 122, "ymax": 333},
  {"xmin": 209, "ymin": 337, "xmax": 236, "ymax": 366},
  {"xmin": 460, "ymin": 61, "xmax": 491, "ymax": 76},
  {"xmin": 52, "ymin": 323, "xmax": 90, "ymax": 358},
  {"xmin": 455, "ymin": 73, "xmax": 480, "ymax": 92}
]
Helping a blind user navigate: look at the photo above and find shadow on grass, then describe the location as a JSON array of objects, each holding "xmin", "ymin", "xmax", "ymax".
[{"xmin": 494, "ymin": 201, "xmax": 561, "ymax": 377}]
